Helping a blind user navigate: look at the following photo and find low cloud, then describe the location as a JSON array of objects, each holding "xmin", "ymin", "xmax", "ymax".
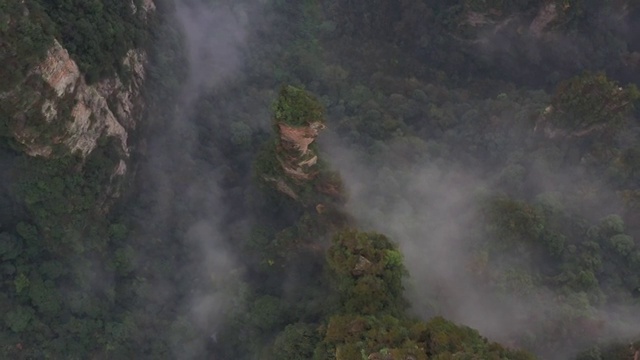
[{"xmin": 322, "ymin": 128, "xmax": 640, "ymax": 359}]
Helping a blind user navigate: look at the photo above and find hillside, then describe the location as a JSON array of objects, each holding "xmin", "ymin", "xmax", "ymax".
[{"xmin": 1, "ymin": 0, "xmax": 640, "ymax": 359}]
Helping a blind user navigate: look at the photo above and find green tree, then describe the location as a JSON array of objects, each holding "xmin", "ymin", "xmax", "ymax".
[
  {"xmin": 547, "ymin": 72, "xmax": 640, "ymax": 133},
  {"xmin": 272, "ymin": 85, "xmax": 325, "ymax": 126},
  {"xmin": 327, "ymin": 229, "xmax": 407, "ymax": 316},
  {"xmin": 5, "ymin": 306, "xmax": 35, "ymax": 333},
  {"xmin": 269, "ymin": 323, "xmax": 320, "ymax": 360}
]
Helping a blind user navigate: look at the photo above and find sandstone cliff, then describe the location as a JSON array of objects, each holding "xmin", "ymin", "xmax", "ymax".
[
  {"xmin": 276, "ymin": 121, "xmax": 325, "ymax": 182},
  {"xmin": 258, "ymin": 86, "xmax": 345, "ymax": 208},
  {"xmin": 262, "ymin": 119, "xmax": 326, "ymax": 202}
]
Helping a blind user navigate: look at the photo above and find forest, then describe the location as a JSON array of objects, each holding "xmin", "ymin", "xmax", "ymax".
[{"xmin": 1, "ymin": 0, "xmax": 640, "ymax": 359}]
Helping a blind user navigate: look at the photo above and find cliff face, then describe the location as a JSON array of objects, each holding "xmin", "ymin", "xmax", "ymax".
[
  {"xmin": 259, "ymin": 86, "xmax": 344, "ymax": 208},
  {"xmin": 452, "ymin": 1, "xmax": 640, "ymax": 88},
  {"xmin": 277, "ymin": 121, "xmax": 325, "ymax": 181},
  {"xmin": 6, "ymin": 39, "xmax": 146, "ymax": 162},
  {"xmin": 461, "ymin": 0, "xmax": 622, "ymax": 32},
  {"xmin": 0, "ymin": 2, "xmax": 156, "ymax": 216},
  {"xmin": 262, "ymin": 120, "xmax": 326, "ymax": 202},
  {"xmin": 528, "ymin": 2, "xmax": 559, "ymax": 37}
]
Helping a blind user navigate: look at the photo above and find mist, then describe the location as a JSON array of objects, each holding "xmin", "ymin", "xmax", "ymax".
[
  {"xmin": 175, "ymin": 0, "xmax": 251, "ymax": 98},
  {"xmin": 134, "ymin": 0, "xmax": 261, "ymax": 358},
  {"xmin": 130, "ymin": 1, "xmax": 640, "ymax": 358},
  {"xmin": 466, "ymin": 3, "xmax": 640, "ymax": 86},
  {"xmin": 322, "ymin": 122, "xmax": 640, "ymax": 358}
]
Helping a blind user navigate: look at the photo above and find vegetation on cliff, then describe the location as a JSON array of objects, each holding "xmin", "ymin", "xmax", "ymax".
[
  {"xmin": 0, "ymin": 0, "xmax": 149, "ymax": 88},
  {"xmin": 248, "ymin": 86, "xmax": 535, "ymax": 359},
  {"xmin": 541, "ymin": 72, "xmax": 640, "ymax": 135},
  {"xmin": 0, "ymin": 0, "xmax": 154, "ymax": 357},
  {"xmin": 273, "ymin": 85, "xmax": 325, "ymax": 127},
  {"xmin": 256, "ymin": 85, "xmax": 342, "ymax": 210},
  {"xmin": 2, "ymin": 0, "xmax": 640, "ymax": 359}
]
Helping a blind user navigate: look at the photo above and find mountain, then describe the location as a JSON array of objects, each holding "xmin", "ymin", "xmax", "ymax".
[{"xmin": 1, "ymin": 0, "xmax": 640, "ymax": 359}]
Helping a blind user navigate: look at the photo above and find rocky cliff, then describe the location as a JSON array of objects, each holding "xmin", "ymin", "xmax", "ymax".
[
  {"xmin": 462, "ymin": 0, "xmax": 631, "ymax": 38},
  {"xmin": 456, "ymin": 0, "xmax": 640, "ymax": 85},
  {"xmin": 258, "ymin": 86, "xmax": 345, "ymax": 208},
  {"xmin": 4, "ymin": 39, "xmax": 146, "ymax": 163},
  {"xmin": 0, "ymin": 1, "xmax": 154, "ymax": 183},
  {"xmin": 276, "ymin": 121, "xmax": 325, "ymax": 181}
]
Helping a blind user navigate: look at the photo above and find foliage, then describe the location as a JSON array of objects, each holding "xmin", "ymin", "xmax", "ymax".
[
  {"xmin": 36, "ymin": 0, "xmax": 149, "ymax": 83},
  {"xmin": 0, "ymin": 0, "xmax": 54, "ymax": 92},
  {"xmin": 14, "ymin": 137, "xmax": 121, "ymax": 256},
  {"xmin": 548, "ymin": 72, "xmax": 640, "ymax": 132},
  {"xmin": 424, "ymin": 316, "xmax": 535, "ymax": 360},
  {"xmin": 272, "ymin": 85, "xmax": 325, "ymax": 126},
  {"xmin": 269, "ymin": 323, "xmax": 320, "ymax": 360},
  {"xmin": 0, "ymin": 0, "xmax": 150, "ymax": 354},
  {"xmin": 327, "ymin": 229, "xmax": 407, "ymax": 316},
  {"xmin": 3, "ymin": 0, "xmax": 640, "ymax": 359},
  {"xmin": 314, "ymin": 230, "xmax": 535, "ymax": 359}
]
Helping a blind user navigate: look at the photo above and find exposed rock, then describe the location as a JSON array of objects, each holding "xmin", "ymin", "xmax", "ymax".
[
  {"xmin": 67, "ymin": 90, "xmax": 128, "ymax": 156},
  {"xmin": 277, "ymin": 122, "xmax": 325, "ymax": 182},
  {"xmin": 123, "ymin": 49, "xmax": 147, "ymax": 81},
  {"xmin": 259, "ymin": 86, "xmax": 346, "ymax": 208},
  {"xmin": 9, "ymin": 39, "xmax": 148, "ymax": 161},
  {"xmin": 17, "ymin": 140, "xmax": 53, "ymax": 158},
  {"xmin": 142, "ymin": 0, "xmax": 156, "ymax": 13},
  {"xmin": 367, "ymin": 353, "xmax": 393, "ymax": 360},
  {"xmin": 38, "ymin": 40, "xmax": 81, "ymax": 97},
  {"xmin": 41, "ymin": 99, "xmax": 57, "ymax": 123},
  {"xmin": 94, "ymin": 54, "xmax": 146, "ymax": 131},
  {"xmin": 462, "ymin": 3, "xmax": 559, "ymax": 39},
  {"xmin": 278, "ymin": 122, "xmax": 325, "ymax": 155},
  {"xmin": 263, "ymin": 176, "xmax": 299, "ymax": 200},
  {"xmin": 131, "ymin": 0, "xmax": 156, "ymax": 18},
  {"xmin": 529, "ymin": 3, "xmax": 558, "ymax": 37},
  {"xmin": 280, "ymin": 162, "xmax": 315, "ymax": 181},
  {"xmin": 114, "ymin": 160, "xmax": 127, "ymax": 176},
  {"xmin": 299, "ymin": 155, "xmax": 318, "ymax": 167},
  {"xmin": 465, "ymin": 12, "xmax": 491, "ymax": 27},
  {"xmin": 352, "ymin": 255, "xmax": 372, "ymax": 276}
]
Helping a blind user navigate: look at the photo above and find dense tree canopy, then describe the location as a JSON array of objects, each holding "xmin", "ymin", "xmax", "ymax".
[{"xmin": 1, "ymin": 0, "xmax": 640, "ymax": 359}]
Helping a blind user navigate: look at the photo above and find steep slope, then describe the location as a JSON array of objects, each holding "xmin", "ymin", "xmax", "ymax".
[
  {"xmin": 257, "ymin": 85, "xmax": 344, "ymax": 207},
  {"xmin": 246, "ymin": 86, "xmax": 535, "ymax": 360},
  {"xmin": 0, "ymin": 1, "xmax": 155, "ymax": 358},
  {"xmin": 5, "ymin": 39, "xmax": 145, "ymax": 160},
  {"xmin": 1, "ymin": 0, "xmax": 152, "ymax": 175}
]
